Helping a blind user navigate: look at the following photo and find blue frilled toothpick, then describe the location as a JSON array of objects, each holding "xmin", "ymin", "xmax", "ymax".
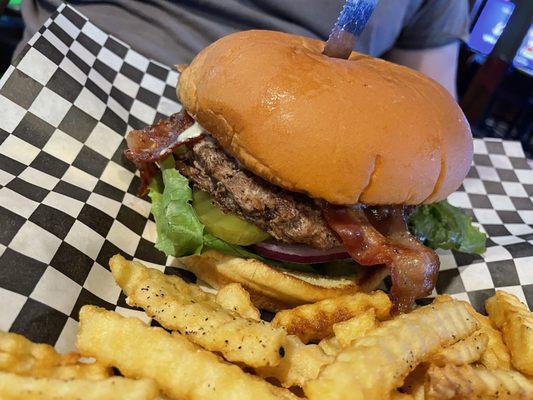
[{"xmin": 323, "ymin": 0, "xmax": 377, "ymax": 59}]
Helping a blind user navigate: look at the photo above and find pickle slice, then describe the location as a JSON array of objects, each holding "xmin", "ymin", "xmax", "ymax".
[{"xmin": 192, "ymin": 189, "xmax": 270, "ymax": 245}]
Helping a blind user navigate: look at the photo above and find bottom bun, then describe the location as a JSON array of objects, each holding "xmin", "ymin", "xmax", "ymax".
[{"xmin": 180, "ymin": 250, "xmax": 389, "ymax": 311}]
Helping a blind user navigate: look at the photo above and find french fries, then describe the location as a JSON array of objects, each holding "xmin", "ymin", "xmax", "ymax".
[
  {"xmin": 218, "ymin": 283, "xmax": 348, "ymax": 389},
  {"xmin": 255, "ymin": 335, "xmax": 334, "ymax": 388},
  {"xmin": 10, "ymin": 362, "xmax": 111, "ymax": 380},
  {"xmin": 0, "ymin": 371, "xmax": 158, "ymax": 400},
  {"xmin": 304, "ymin": 300, "xmax": 478, "ymax": 400},
  {"xmin": 215, "ymin": 283, "xmax": 261, "ymax": 320},
  {"xmin": 77, "ymin": 306, "xmax": 298, "ymax": 400},
  {"xmin": 426, "ymin": 364, "xmax": 533, "ymax": 400},
  {"xmin": 272, "ymin": 291, "xmax": 391, "ymax": 343},
  {"xmin": 470, "ymin": 312, "xmax": 512, "ymax": 370},
  {"xmin": 256, "ymin": 309, "xmax": 381, "ymax": 387},
  {"xmin": 0, "ymin": 331, "xmax": 110, "ymax": 379},
  {"xmin": 433, "ymin": 295, "xmax": 511, "ymax": 370},
  {"xmin": 0, "ymin": 331, "xmax": 71, "ymax": 373},
  {"xmin": 429, "ymin": 331, "xmax": 488, "ymax": 367},
  {"xmin": 332, "ymin": 308, "xmax": 378, "ymax": 348},
  {"xmin": 486, "ymin": 291, "xmax": 533, "ymax": 376},
  {"xmin": 5, "ymin": 248, "xmax": 532, "ymax": 399},
  {"xmin": 316, "ymin": 310, "xmax": 378, "ymax": 356},
  {"xmin": 110, "ymin": 255, "xmax": 286, "ymax": 368},
  {"xmin": 214, "ymin": 283, "xmax": 338, "ymax": 388},
  {"xmin": 317, "ymin": 336, "xmax": 341, "ymax": 356}
]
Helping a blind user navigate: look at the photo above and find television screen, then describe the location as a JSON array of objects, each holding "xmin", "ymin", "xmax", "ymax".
[
  {"xmin": 513, "ymin": 26, "xmax": 533, "ymax": 76},
  {"xmin": 468, "ymin": 0, "xmax": 516, "ymax": 55}
]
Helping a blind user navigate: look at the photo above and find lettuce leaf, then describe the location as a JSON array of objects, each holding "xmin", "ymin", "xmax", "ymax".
[
  {"xmin": 149, "ymin": 156, "xmax": 273, "ymax": 260},
  {"xmin": 148, "ymin": 156, "xmax": 204, "ymax": 256},
  {"xmin": 408, "ymin": 200, "xmax": 487, "ymax": 255}
]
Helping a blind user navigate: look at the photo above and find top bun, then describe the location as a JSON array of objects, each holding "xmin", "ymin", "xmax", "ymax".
[{"xmin": 178, "ymin": 30, "xmax": 472, "ymax": 205}]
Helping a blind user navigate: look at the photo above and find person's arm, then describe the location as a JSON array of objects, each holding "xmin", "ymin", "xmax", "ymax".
[
  {"xmin": 382, "ymin": 0, "xmax": 469, "ymax": 100},
  {"xmin": 386, "ymin": 42, "xmax": 460, "ymax": 99}
]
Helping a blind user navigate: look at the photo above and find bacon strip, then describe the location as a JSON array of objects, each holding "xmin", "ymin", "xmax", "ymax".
[
  {"xmin": 323, "ymin": 205, "xmax": 439, "ymax": 313},
  {"xmin": 136, "ymin": 161, "xmax": 159, "ymax": 197},
  {"xmin": 125, "ymin": 110, "xmax": 197, "ymax": 163},
  {"xmin": 124, "ymin": 111, "xmax": 204, "ymax": 195}
]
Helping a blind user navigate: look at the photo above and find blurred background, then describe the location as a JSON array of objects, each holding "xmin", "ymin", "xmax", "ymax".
[{"xmin": 1, "ymin": 0, "xmax": 532, "ymax": 156}]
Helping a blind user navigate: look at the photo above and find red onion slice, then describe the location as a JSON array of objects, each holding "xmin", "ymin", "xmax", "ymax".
[{"xmin": 253, "ymin": 241, "xmax": 350, "ymax": 264}]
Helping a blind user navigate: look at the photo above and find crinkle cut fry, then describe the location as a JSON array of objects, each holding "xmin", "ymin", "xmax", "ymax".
[
  {"xmin": 429, "ymin": 331, "xmax": 488, "ymax": 367},
  {"xmin": 215, "ymin": 283, "xmax": 334, "ymax": 389},
  {"xmin": 272, "ymin": 290, "xmax": 391, "ymax": 343},
  {"xmin": 332, "ymin": 309, "xmax": 378, "ymax": 348},
  {"xmin": 213, "ymin": 280, "xmax": 332, "ymax": 388},
  {"xmin": 304, "ymin": 300, "xmax": 478, "ymax": 400},
  {"xmin": 0, "ymin": 331, "xmax": 111, "ymax": 379},
  {"xmin": 486, "ymin": 291, "xmax": 533, "ymax": 376},
  {"xmin": 0, "ymin": 331, "xmax": 63, "ymax": 369},
  {"xmin": 0, "ymin": 357, "xmax": 111, "ymax": 380},
  {"xmin": 255, "ymin": 335, "xmax": 334, "ymax": 388},
  {"xmin": 0, "ymin": 371, "xmax": 158, "ymax": 400},
  {"xmin": 77, "ymin": 306, "xmax": 298, "ymax": 400},
  {"xmin": 426, "ymin": 364, "xmax": 533, "ymax": 400},
  {"xmin": 256, "ymin": 307, "xmax": 379, "ymax": 387},
  {"xmin": 433, "ymin": 295, "xmax": 511, "ymax": 370},
  {"xmin": 110, "ymin": 255, "xmax": 286, "ymax": 368},
  {"xmin": 215, "ymin": 283, "xmax": 261, "ymax": 321}
]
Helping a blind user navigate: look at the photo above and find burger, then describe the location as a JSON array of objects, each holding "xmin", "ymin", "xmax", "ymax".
[{"xmin": 125, "ymin": 30, "xmax": 485, "ymax": 313}]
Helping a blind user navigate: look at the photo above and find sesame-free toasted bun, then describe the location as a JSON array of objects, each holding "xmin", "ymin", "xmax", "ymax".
[
  {"xmin": 180, "ymin": 250, "xmax": 388, "ymax": 312},
  {"xmin": 178, "ymin": 30, "xmax": 473, "ymax": 205}
]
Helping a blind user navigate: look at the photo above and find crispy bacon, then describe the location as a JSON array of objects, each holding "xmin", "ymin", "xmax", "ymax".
[
  {"xmin": 323, "ymin": 205, "xmax": 439, "ymax": 313},
  {"xmin": 135, "ymin": 161, "xmax": 159, "ymax": 197},
  {"xmin": 124, "ymin": 111, "xmax": 204, "ymax": 195},
  {"xmin": 125, "ymin": 110, "xmax": 197, "ymax": 163}
]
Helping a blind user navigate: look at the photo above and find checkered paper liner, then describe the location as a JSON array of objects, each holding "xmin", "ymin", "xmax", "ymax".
[{"xmin": 0, "ymin": 5, "xmax": 532, "ymax": 352}]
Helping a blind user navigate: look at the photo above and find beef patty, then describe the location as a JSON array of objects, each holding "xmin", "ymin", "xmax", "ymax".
[{"xmin": 175, "ymin": 137, "xmax": 340, "ymax": 249}]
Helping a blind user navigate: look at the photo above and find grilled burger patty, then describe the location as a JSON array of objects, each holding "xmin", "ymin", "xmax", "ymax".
[{"xmin": 176, "ymin": 137, "xmax": 340, "ymax": 249}]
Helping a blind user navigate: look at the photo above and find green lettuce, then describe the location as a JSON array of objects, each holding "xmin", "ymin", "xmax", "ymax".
[
  {"xmin": 408, "ymin": 200, "xmax": 487, "ymax": 255},
  {"xmin": 149, "ymin": 156, "xmax": 276, "ymax": 260},
  {"xmin": 148, "ymin": 156, "xmax": 204, "ymax": 256}
]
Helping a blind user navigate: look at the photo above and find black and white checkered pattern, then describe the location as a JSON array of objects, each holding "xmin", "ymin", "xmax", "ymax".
[{"xmin": 0, "ymin": 5, "xmax": 531, "ymax": 351}]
